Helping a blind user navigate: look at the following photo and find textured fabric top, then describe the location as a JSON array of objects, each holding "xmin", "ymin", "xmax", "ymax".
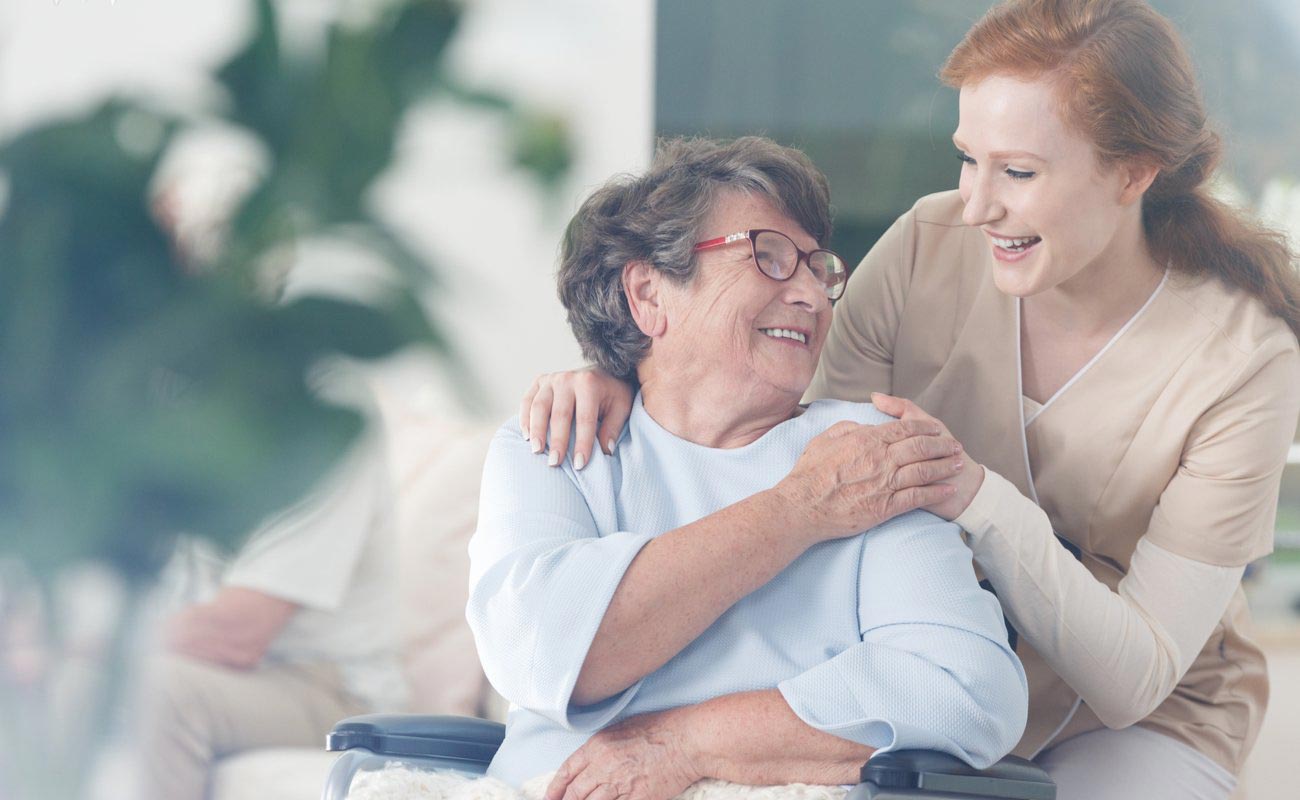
[{"xmin": 467, "ymin": 395, "xmax": 1027, "ymax": 785}]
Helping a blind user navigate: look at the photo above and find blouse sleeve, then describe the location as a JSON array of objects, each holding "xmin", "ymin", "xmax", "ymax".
[
  {"xmin": 466, "ymin": 423, "xmax": 655, "ymax": 732},
  {"xmin": 777, "ymin": 511, "xmax": 1028, "ymax": 768},
  {"xmin": 804, "ymin": 206, "xmax": 918, "ymax": 404}
]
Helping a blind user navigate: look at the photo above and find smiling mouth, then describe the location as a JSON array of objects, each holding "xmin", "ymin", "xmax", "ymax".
[
  {"xmin": 989, "ymin": 234, "xmax": 1042, "ymax": 253},
  {"xmin": 759, "ymin": 327, "xmax": 808, "ymax": 345}
]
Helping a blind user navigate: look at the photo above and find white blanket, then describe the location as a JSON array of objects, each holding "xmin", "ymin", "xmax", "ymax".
[{"xmin": 346, "ymin": 766, "xmax": 852, "ymax": 800}]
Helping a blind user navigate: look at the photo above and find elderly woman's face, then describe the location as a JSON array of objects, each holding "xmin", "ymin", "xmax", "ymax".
[{"xmin": 656, "ymin": 190, "xmax": 832, "ymax": 401}]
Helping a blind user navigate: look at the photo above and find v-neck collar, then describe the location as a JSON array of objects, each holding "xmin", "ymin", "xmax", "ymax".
[{"xmin": 1020, "ymin": 270, "xmax": 1168, "ymax": 428}]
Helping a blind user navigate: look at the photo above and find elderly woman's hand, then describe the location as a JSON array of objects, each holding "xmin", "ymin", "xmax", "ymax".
[
  {"xmin": 870, "ymin": 393, "xmax": 985, "ymax": 521},
  {"xmin": 545, "ymin": 709, "xmax": 701, "ymax": 800},
  {"xmin": 521, "ymin": 367, "xmax": 634, "ymax": 470},
  {"xmin": 775, "ymin": 415, "xmax": 966, "ymax": 542}
]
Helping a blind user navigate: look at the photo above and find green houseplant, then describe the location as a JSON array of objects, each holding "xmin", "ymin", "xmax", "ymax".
[{"xmin": 0, "ymin": 1, "xmax": 569, "ymax": 796}]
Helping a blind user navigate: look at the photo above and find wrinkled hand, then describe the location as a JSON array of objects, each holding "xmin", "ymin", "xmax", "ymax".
[
  {"xmin": 545, "ymin": 710, "xmax": 701, "ymax": 800},
  {"xmin": 870, "ymin": 393, "xmax": 984, "ymax": 521},
  {"xmin": 775, "ymin": 415, "xmax": 965, "ymax": 544},
  {"xmin": 521, "ymin": 368, "xmax": 635, "ymax": 469}
]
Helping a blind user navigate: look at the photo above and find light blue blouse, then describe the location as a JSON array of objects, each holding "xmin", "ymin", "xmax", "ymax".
[{"xmin": 467, "ymin": 396, "xmax": 1027, "ymax": 786}]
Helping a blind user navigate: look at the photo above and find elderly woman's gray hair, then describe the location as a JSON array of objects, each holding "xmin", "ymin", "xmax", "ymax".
[{"xmin": 557, "ymin": 136, "xmax": 833, "ymax": 381}]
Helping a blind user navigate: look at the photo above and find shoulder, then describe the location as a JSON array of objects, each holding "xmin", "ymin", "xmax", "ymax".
[
  {"xmin": 872, "ymin": 191, "xmax": 985, "ymax": 298},
  {"xmin": 910, "ymin": 189, "xmax": 968, "ymax": 228},
  {"xmin": 800, "ymin": 398, "xmax": 896, "ymax": 428},
  {"xmin": 485, "ymin": 417, "xmax": 622, "ymax": 501},
  {"xmin": 1165, "ymin": 273, "xmax": 1297, "ymax": 352},
  {"xmin": 869, "ymin": 191, "xmax": 969, "ymax": 260},
  {"xmin": 1163, "ymin": 273, "xmax": 1300, "ymax": 390}
]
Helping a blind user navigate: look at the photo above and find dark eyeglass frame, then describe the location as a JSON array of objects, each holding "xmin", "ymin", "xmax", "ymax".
[{"xmin": 692, "ymin": 228, "xmax": 851, "ymax": 301}]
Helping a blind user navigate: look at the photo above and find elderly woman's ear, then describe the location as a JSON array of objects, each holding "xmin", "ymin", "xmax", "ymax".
[{"xmin": 622, "ymin": 260, "xmax": 668, "ymax": 338}]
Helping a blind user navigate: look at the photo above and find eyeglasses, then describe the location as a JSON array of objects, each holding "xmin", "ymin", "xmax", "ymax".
[{"xmin": 692, "ymin": 229, "xmax": 850, "ymax": 301}]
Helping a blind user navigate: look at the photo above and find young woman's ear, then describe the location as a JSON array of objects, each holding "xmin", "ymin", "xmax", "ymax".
[
  {"xmin": 623, "ymin": 261, "xmax": 667, "ymax": 337},
  {"xmin": 1119, "ymin": 161, "xmax": 1161, "ymax": 206}
]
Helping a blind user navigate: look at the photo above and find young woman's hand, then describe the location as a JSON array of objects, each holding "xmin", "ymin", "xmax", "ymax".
[
  {"xmin": 520, "ymin": 368, "xmax": 634, "ymax": 469},
  {"xmin": 871, "ymin": 393, "xmax": 985, "ymax": 521},
  {"xmin": 774, "ymin": 417, "xmax": 965, "ymax": 544}
]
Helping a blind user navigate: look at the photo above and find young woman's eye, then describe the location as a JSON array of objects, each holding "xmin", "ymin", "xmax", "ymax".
[
  {"xmin": 1005, "ymin": 167, "xmax": 1036, "ymax": 181},
  {"xmin": 956, "ymin": 152, "xmax": 976, "ymax": 166}
]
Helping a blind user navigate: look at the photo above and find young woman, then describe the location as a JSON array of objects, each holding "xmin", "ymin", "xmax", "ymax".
[{"xmin": 520, "ymin": 1, "xmax": 1300, "ymax": 798}]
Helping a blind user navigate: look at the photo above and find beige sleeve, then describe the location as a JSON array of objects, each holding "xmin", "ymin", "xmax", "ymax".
[
  {"xmin": 803, "ymin": 206, "xmax": 917, "ymax": 404},
  {"xmin": 955, "ymin": 470, "xmax": 1245, "ymax": 729},
  {"xmin": 1146, "ymin": 335, "xmax": 1300, "ymax": 565}
]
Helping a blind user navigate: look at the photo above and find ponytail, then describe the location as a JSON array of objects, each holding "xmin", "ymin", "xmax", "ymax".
[{"xmin": 1143, "ymin": 132, "xmax": 1300, "ymax": 341}]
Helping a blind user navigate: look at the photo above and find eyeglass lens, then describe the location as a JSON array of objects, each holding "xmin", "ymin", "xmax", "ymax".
[{"xmin": 753, "ymin": 230, "xmax": 847, "ymax": 299}]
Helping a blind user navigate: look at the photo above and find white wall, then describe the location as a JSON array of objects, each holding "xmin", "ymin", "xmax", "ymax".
[
  {"xmin": 0, "ymin": 0, "xmax": 656, "ymax": 421},
  {"xmin": 375, "ymin": 0, "xmax": 656, "ymax": 419}
]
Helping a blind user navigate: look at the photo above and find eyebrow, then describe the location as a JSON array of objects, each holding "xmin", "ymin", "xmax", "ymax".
[{"xmin": 952, "ymin": 136, "xmax": 1046, "ymax": 163}]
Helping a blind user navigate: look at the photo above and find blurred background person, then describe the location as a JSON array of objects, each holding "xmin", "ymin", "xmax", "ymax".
[{"xmin": 141, "ymin": 432, "xmax": 407, "ymax": 800}]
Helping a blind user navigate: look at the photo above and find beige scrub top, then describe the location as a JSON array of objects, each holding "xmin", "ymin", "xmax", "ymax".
[{"xmin": 805, "ymin": 190, "xmax": 1300, "ymax": 773}]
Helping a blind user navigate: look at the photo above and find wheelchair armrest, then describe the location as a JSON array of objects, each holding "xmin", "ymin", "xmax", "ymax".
[
  {"xmin": 326, "ymin": 713, "xmax": 505, "ymax": 765},
  {"xmin": 854, "ymin": 750, "xmax": 1055, "ymax": 800},
  {"xmin": 322, "ymin": 715, "xmax": 506, "ymax": 799}
]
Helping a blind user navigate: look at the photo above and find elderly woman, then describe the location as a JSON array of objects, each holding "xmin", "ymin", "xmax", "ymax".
[{"xmin": 466, "ymin": 137, "xmax": 1027, "ymax": 800}]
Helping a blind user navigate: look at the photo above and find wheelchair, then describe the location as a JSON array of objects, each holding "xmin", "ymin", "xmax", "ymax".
[{"xmin": 321, "ymin": 714, "xmax": 1055, "ymax": 800}]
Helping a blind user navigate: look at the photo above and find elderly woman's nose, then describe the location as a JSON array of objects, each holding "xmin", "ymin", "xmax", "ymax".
[{"xmin": 784, "ymin": 259, "xmax": 831, "ymax": 310}]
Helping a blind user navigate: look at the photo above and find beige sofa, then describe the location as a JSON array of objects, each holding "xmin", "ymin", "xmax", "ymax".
[{"xmin": 209, "ymin": 393, "xmax": 504, "ymax": 800}]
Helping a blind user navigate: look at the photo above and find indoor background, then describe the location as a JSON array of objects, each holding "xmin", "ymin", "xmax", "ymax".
[{"xmin": 1, "ymin": 1, "xmax": 1296, "ymax": 798}]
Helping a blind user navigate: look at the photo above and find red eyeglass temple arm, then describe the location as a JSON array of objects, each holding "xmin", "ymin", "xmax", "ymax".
[{"xmin": 692, "ymin": 231, "xmax": 751, "ymax": 251}]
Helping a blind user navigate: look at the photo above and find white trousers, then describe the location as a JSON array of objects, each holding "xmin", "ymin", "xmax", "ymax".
[{"xmin": 1035, "ymin": 725, "xmax": 1236, "ymax": 800}]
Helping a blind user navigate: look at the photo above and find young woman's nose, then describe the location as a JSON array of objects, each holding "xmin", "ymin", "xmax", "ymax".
[{"xmin": 961, "ymin": 172, "xmax": 1005, "ymax": 228}]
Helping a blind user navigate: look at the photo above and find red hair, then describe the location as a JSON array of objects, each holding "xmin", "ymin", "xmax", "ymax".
[{"xmin": 942, "ymin": 0, "xmax": 1300, "ymax": 340}]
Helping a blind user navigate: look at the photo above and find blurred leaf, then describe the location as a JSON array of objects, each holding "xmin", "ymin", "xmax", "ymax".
[
  {"xmin": 510, "ymin": 110, "xmax": 574, "ymax": 190},
  {"xmin": 0, "ymin": 0, "xmax": 571, "ymax": 588}
]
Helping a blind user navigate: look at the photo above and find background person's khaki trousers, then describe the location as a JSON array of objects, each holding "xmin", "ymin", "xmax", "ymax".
[{"xmin": 138, "ymin": 654, "xmax": 367, "ymax": 800}]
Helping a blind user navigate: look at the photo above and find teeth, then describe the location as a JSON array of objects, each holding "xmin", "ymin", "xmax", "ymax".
[
  {"xmin": 991, "ymin": 235, "xmax": 1039, "ymax": 250},
  {"xmin": 760, "ymin": 328, "xmax": 807, "ymax": 344}
]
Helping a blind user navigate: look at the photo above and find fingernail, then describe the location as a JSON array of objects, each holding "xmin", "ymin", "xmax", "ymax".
[
  {"xmin": 574, "ymin": 452, "xmax": 586, "ymax": 471},
  {"xmin": 953, "ymin": 442, "xmax": 962, "ymax": 454},
  {"xmin": 548, "ymin": 450, "xmax": 561, "ymax": 467},
  {"xmin": 531, "ymin": 438, "xmax": 543, "ymax": 454},
  {"xmin": 605, "ymin": 439, "xmax": 616, "ymax": 455},
  {"xmin": 955, "ymin": 460, "xmax": 964, "ymax": 470}
]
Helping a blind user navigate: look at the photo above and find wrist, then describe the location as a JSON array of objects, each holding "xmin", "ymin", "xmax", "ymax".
[
  {"xmin": 962, "ymin": 463, "xmax": 986, "ymax": 510},
  {"xmin": 660, "ymin": 704, "xmax": 710, "ymax": 782},
  {"xmin": 757, "ymin": 484, "xmax": 819, "ymax": 552}
]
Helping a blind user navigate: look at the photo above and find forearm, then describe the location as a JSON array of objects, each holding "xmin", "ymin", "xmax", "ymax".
[
  {"xmin": 574, "ymin": 489, "xmax": 812, "ymax": 705},
  {"xmin": 956, "ymin": 470, "xmax": 1240, "ymax": 727},
  {"xmin": 680, "ymin": 689, "xmax": 871, "ymax": 785},
  {"xmin": 165, "ymin": 587, "xmax": 298, "ymax": 669}
]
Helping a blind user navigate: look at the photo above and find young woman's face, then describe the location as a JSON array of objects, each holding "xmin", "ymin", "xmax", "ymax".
[{"xmin": 955, "ymin": 74, "xmax": 1138, "ymax": 298}]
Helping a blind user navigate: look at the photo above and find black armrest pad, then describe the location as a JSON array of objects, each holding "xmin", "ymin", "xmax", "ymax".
[
  {"xmin": 327, "ymin": 714, "xmax": 505, "ymax": 764},
  {"xmin": 862, "ymin": 750, "xmax": 1054, "ymax": 800}
]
